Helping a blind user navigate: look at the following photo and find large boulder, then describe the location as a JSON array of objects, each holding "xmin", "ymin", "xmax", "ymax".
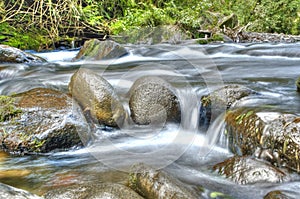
[
  {"xmin": 0, "ymin": 182, "xmax": 42, "ymax": 199},
  {"xmin": 129, "ymin": 76, "xmax": 181, "ymax": 125},
  {"xmin": 0, "ymin": 88, "xmax": 87, "ymax": 154},
  {"xmin": 72, "ymin": 39, "xmax": 128, "ymax": 61},
  {"xmin": 69, "ymin": 68, "xmax": 126, "ymax": 127},
  {"xmin": 200, "ymin": 84, "xmax": 255, "ymax": 127},
  {"xmin": 128, "ymin": 163, "xmax": 198, "ymax": 199},
  {"xmin": 44, "ymin": 183, "xmax": 143, "ymax": 199},
  {"xmin": 0, "ymin": 45, "xmax": 45, "ymax": 64},
  {"xmin": 225, "ymin": 108, "xmax": 300, "ymax": 172},
  {"xmin": 113, "ymin": 25, "xmax": 190, "ymax": 45},
  {"xmin": 213, "ymin": 156, "xmax": 288, "ymax": 184},
  {"xmin": 296, "ymin": 76, "xmax": 300, "ymax": 92}
]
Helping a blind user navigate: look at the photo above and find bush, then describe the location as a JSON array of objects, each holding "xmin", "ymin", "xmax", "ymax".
[{"xmin": 0, "ymin": 0, "xmax": 299, "ymax": 50}]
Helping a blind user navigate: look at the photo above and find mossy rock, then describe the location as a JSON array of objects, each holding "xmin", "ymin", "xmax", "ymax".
[
  {"xmin": 0, "ymin": 45, "xmax": 46, "ymax": 63},
  {"xmin": 225, "ymin": 108, "xmax": 300, "ymax": 172},
  {"xmin": 113, "ymin": 25, "xmax": 190, "ymax": 45},
  {"xmin": 72, "ymin": 39, "xmax": 128, "ymax": 61},
  {"xmin": 213, "ymin": 156, "xmax": 287, "ymax": 184},
  {"xmin": 129, "ymin": 76, "xmax": 181, "ymax": 125},
  {"xmin": 44, "ymin": 183, "xmax": 143, "ymax": 199},
  {"xmin": 296, "ymin": 76, "xmax": 300, "ymax": 92},
  {"xmin": 128, "ymin": 163, "xmax": 197, "ymax": 199},
  {"xmin": 0, "ymin": 88, "xmax": 88, "ymax": 154},
  {"xmin": 200, "ymin": 84, "xmax": 255, "ymax": 128},
  {"xmin": 69, "ymin": 68, "xmax": 126, "ymax": 127}
]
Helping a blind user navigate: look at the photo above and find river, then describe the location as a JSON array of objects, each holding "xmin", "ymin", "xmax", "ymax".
[{"xmin": 0, "ymin": 42, "xmax": 299, "ymax": 198}]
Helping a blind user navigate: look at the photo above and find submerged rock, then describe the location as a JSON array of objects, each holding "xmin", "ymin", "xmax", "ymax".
[
  {"xmin": 0, "ymin": 45, "xmax": 45, "ymax": 64},
  {"xmin": 129, "ymin": 76, "xmax": 181, "ymax": 125},
  {"xmin": 0, "ymin": 182, "xmax": 42, "ymax": 199},
  {"xmin": 72, "ymin": 39, "xmax": 128, "ymax": 61},
  {"xmin": 200, "ymin": 84, "xmax": 255, "ymax": 127},
  {"xmin": 264, "ymin": 190, "xmax": 290, "ymax": 199},
  {"xmin": 296, "ymin": 76, "xmax": 300, "ymax": 92},
  {"xmin": 0, "ymin": 88, "xmax": 87, "ymax": 154},
  {"xmin": 128, "ymin": 163, "xmax": 198, "ymax": 199},
  {"xmin": 69, "ymin": 68, "xmax": 126, "ymax": 127},
  {"xmin": 44, "ymin": 183, "xmax": 143, "ymax": 199},
  {"xmin": 225, "ymin": 108, "xmax": 300, "ymax": 172},
  {"xmin": 213, "ymin": 156, "xmax": 287, "ymax": 184}
]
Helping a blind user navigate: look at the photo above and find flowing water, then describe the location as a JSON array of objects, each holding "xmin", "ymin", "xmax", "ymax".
[{"xmin": 0, "ymin": 42, "xmax": 299, "ymax": 198}]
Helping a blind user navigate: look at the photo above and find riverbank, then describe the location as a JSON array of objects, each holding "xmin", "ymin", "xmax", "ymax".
[{"xmin": 0, "ymin": 0, "xmax": 299, "ymax": 51}]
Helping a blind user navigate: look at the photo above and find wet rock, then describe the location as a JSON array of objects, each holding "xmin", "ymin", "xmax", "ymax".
[
  {"xmin": 0, "ymin": 182, "xmax": 42, "ymax": 199},
  {"xmin": 0, "ymin": 45, "xmax": 45, "ymax": 64},
  {"xmin": 69, "ymin": 68, "xmax": 126, "ymax": 127},
  {"xmin": 128, "ymin": 163, "xmax": 198, "ymax": 199},
  {"xmin": 44, "ymin": 183, "xmax": 143, "ymax": 199},
  {"xmin": 72, "ymin": 39, "xmax": 128, "ymax": 61},
  {"xmin": 225, "ymin": 108, "xmax": 300, "ymax": 172},
  {"xmin": 129, "ymin": 76, "xmax": 181, "ymax": 125},
  {"xmin": 296, "ymin": 76, "xmax": 300, "ymax": 92},
  {"xmin": 264, "ymin": 190, "xmax": 290, "ymax": 199},
  {"xmin": 200, "ymin": 84, "xmax": 255, "ymax": 127},
  {"xmin": 0, "ymin": 88, "xmax": 88, "ymax": 154},
  {"xmin": 213, "ymin": 156, "xmax": 287, "ymax": 184}
]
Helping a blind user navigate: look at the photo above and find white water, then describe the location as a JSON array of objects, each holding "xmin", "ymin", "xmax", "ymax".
[{"xmin": 1, "ymin": 42, "xmax": 300, "ymax": 198}]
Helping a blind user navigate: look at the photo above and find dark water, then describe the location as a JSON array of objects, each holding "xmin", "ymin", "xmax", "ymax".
[{"xmin": 0, "ymin": 42, "xmax": 299, "ymax": 198}]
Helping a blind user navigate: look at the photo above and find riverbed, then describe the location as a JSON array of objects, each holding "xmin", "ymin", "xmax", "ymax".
[{"xmin": 0, "ymin": 42, "xmax": 299, "ymax": 198}]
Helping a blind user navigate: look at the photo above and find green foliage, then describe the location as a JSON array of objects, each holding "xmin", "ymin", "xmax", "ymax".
[
  {"xmin": 0, "ymin": 0, "xmax": 299, "ymax": 49},
  {"xmin": 0, "ymin": 95, "xmax": 22, "ymax": 122},
  {"xmin": 0, "ymin": 22, "xmax": 49, "ymax": 50},
  {"xmin": 110, "ymin": 0, "xmax": 300, "ymax": 37},
  {"xmin": 250, "ymin": 0, "xmax": 300, "ymax": 34},
  {"xmin": 110, "ymin": 3, "xmax": 175, "ymax": 34},
  {"xmin": 208, "ymin": 0, "xmax": 300, "ymax": 34}
]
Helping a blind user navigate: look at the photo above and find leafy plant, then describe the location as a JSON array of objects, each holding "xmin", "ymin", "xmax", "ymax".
[{"xmin": 1, "ymin": 0, "xmax": 299, "ymax": 50}]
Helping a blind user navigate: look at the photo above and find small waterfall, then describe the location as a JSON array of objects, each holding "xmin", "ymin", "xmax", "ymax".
[
  {"xmin": 176, "ymin": 87, "xmax": 200, "ymax": 132},
  {"xmin": 206, "ymin": 112, "xmax": 228, "ymax": 148}
]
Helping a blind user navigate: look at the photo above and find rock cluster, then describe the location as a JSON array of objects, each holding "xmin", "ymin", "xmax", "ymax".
[{"xmin": 199, "ymin": 83, "xmax": 299, "ymax": 184}]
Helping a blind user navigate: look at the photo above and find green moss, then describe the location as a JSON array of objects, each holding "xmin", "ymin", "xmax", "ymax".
[
  {"xmin": 128, "ymin": 172, "xmax": 138, "ymax": 191},
  {"xmin": 0, "ymin": 22, "xmax": 50, "ymax": 50},
  {"xmin": 0, "ymin": 95, "xmax": 22, "ymax": 122},
  {"xmin": 31, "ymin": 138, "xmax": 46, "ymax": 152},
  {"xmin": 198, "ymin": 39, "xmax": 209, "ymax": 45},
  {"xmin": 197, "ymin": 33, "xmax": 224, "ymax": 45},
  {"xmin": 201, "ymin": 95, "xmax": 211, "ymax": 107},
  {"xmin": 210, "ymin": 191, "xmax": 233, "ymax": 199},
  {"xmin": 110, "ymin": 4, "xmax": 175, "ymax": 35},
  {"xmin": 211, "ymin": 33, "xmax": 224, "ymax": 42}
]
